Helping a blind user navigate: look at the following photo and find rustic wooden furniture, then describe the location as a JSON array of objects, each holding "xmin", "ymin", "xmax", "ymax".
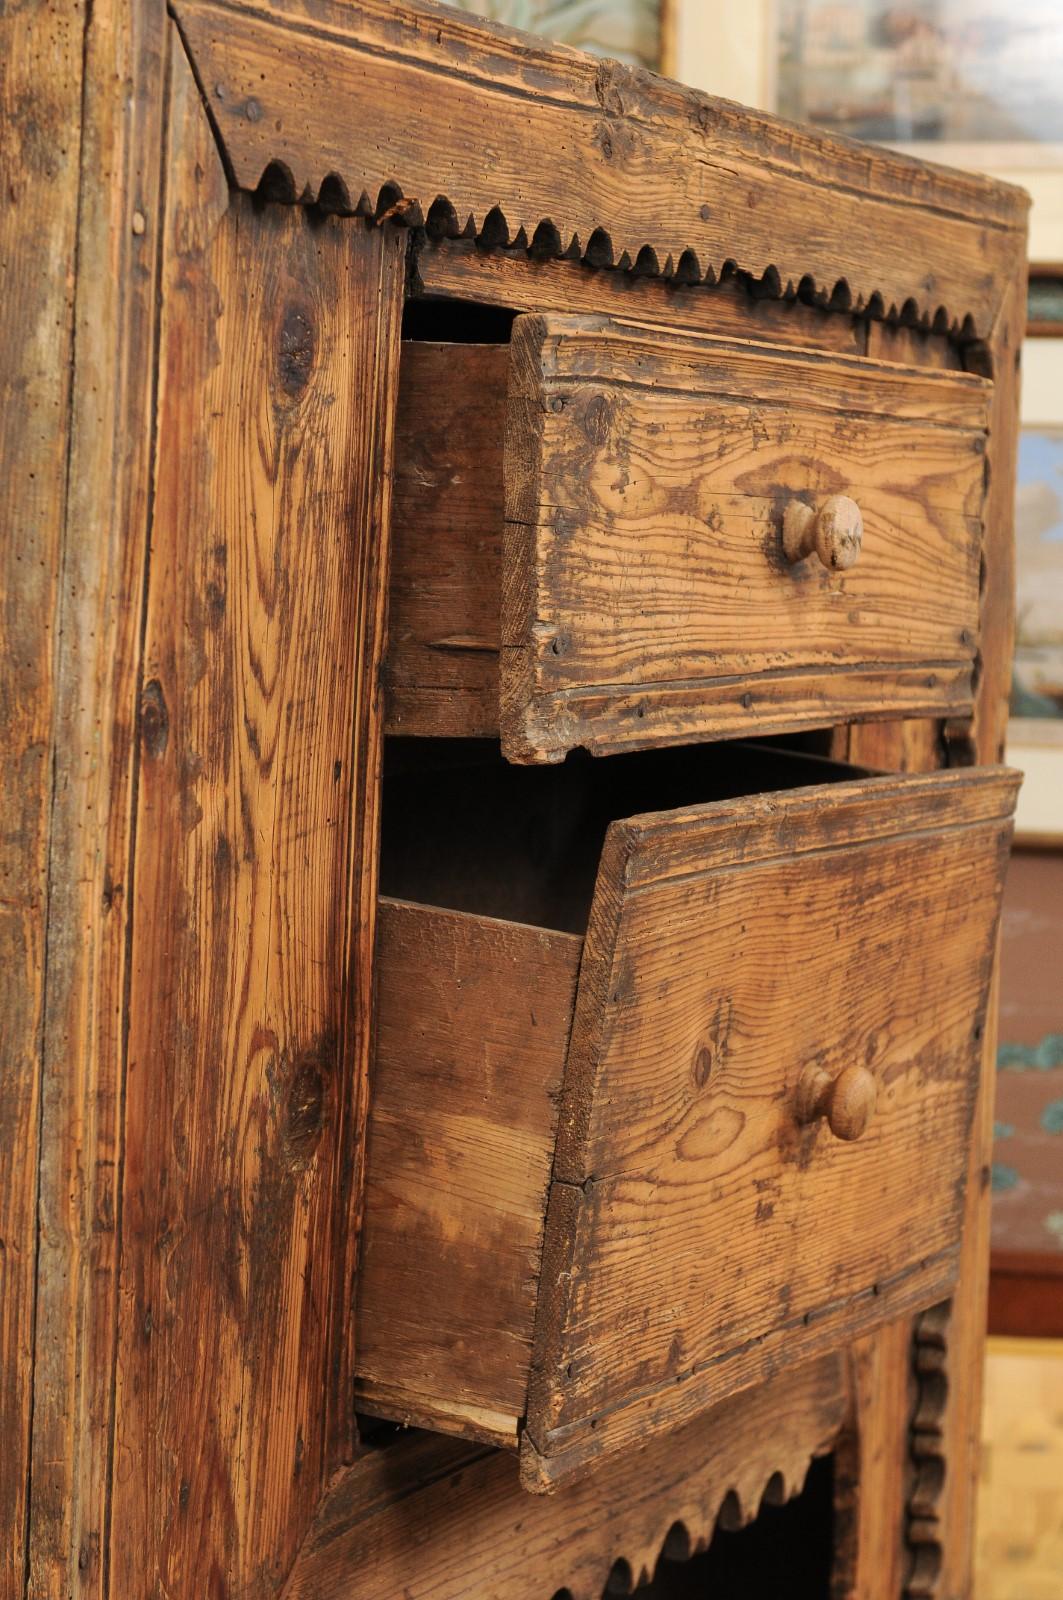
[{"xmin": 1, "ymin": 2, "xmax": 1027, "ymax": 1596}]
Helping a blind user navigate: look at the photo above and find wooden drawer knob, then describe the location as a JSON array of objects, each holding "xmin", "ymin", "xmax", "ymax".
[
  {"xmin": 796, "ymin": 1063, "xmax": 877, "ymax": 1142},
  {"xmin": 783, "ymin": 494, "xmax": 863, "ymax": 571}
]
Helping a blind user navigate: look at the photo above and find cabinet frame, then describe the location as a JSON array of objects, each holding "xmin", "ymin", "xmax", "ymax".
[{"xmin": 1, "ymin": 1, "xmax": 1027, "ymax": 1596}]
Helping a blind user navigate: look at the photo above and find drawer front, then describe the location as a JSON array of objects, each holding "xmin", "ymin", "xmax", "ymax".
[
  {"xmin": 503, "ymin": 315, "xmax": 989, "ymax": 762},
  {"xmin": 523, "ymin": 766, "xmax": 1017, "ymax": 1487}
]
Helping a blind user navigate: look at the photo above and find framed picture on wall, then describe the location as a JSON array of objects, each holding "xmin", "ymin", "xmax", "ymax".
[
  {"xmin": 674, "ymin": 2, "xmax": 1063, "ymax": 260},
  {"xmin": 1006, "ymin": 270, "xmax": 1063, "ymax": 845},
  {"xmin": 1028, "ymin": 265, "xmax": 1063, "ymax": 338},
  {"xmin": 450, "ymin": 0, "xmax": 676, "ymax": 73}
]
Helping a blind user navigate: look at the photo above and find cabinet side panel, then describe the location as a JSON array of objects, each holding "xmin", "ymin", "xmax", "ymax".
[
  {"xmin": 25, "ymin": 5, "xmax": 171, "ymax": 1595},
  {"xmin": 110, "ymin": 72, "xmax": 405, "ymax": 1590},
  {"xmin": 0, "ymin": 2, "xmax": 85, "ymax": 1591}
]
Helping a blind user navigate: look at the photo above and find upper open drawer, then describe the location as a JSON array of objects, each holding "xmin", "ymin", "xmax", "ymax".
[{"xmin": 386, "ymin": 316, "xmax": 990, "ymax": 761}]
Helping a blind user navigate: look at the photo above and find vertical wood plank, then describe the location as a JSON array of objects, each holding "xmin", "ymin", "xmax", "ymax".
[
  {"xmin": 934, "ymin": 261, "xmax": 1027, "ymax": 1600},
  {"xmin": 840, "ymin": 247, "xmax": 1027, "ymax": 1599},
  {"xmin": 26, "ymin": 3, "xmax": 170, "ymax": 1593},
  {"xmin": 110, "ymin": 43, "xmax": 404, "ymax": 1595},
  {"xmin": 832, "ymin": 1322, "xmax": 912, "ymax": 1599},
  {"xmin": 0, "ymin": 3, "xmax": 85, "ymax": 1591},
  {"xmin": 846, "ymin": 719, "xmax": 942, "ymax": 775}
]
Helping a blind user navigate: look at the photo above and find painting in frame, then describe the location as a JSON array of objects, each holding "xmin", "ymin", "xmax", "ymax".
[
  {"xmin": 1006, "ymin": 280, "xmax": 1063, "ymax": 844},
  {"xmin": 450, "ymin": 0, "xmax": 675, "ymax": 72},
  {"xmin": 673, "ymin": 1, "xmax": 1063, "ymax": 260}
]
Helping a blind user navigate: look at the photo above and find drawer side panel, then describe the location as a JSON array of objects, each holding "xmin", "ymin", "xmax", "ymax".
[{"xmin": 356, "ymin": 898, "xmax": 580, "ymax": 1445}]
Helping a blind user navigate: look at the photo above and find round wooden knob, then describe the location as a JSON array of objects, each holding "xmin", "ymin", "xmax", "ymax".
[
  {"xmin": 782, "ymin": 494, "xmax": 863, "ymax": 571},
  {"xmin": 796, "ymin": 1063, "xmax": 876, "ymax": 1142}
]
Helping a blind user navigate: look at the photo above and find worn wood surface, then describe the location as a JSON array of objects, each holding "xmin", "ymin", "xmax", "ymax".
[
  {"xmin": 386, "ymin": 342, "xmax": 506, "ymax": 738},
  {"xmin": 108, "ymin": 49, "xmax": 405, "ymax": 1595},
  {"xmin": 931, "ymin": 254, "xmax": 1028, "ymax": 1600},
  {"xmin": 840, "ymin": 238, "xmax": 1026, "ymax": 1600},
  {"xmin": 525, "ymin": 769, "xmax": 1018, "ymax": 1487},
  {"xmin": 412, "ymin": 238, "xmax": 870, "ymax": 355},
  {"xmin": 173, "ymin": 0, "xmax": 1026, "ymax": 340},
  {"xmin": 866, "ymin": 320, "xmax": 966, "ymax": 372},
  {"xmin": 288, "ymin": 1354, "xmax": 847, "ymax": 1600},
  {"xmin": 389, "ymin": 324, "xmax": 989, "ymax": 757},
  {"xmin": 502, "ymin": 314, "xmax": 988, "ymax": 760},
  {"xmin": 355, "ymin": 898, "xmax": 580, "ymax": 1445},
  {"xmin": 0, "ymin": 1, "xmax": 85, "ymax": 1589},
  {"xmin": 26, "ymin": 4, "xmax": 171, "ymax": 1592},
  {"xmin": 832, "ymin": 1321, "xmax": 914, "ymax": 1600},
  {"xmin": 0, "ymin": 0, "xmax": 1028, "ymax": 1586}
]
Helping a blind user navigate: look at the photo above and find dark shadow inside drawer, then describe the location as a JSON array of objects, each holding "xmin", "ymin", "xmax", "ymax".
[{"xmin": 378, "ymin": 738, "xmax": 864, "ymax": 934}]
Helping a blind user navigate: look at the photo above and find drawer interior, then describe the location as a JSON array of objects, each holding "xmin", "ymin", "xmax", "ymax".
[{"xmin": 379, "ymin": 737, "xmax": 866, "ymax": 936}]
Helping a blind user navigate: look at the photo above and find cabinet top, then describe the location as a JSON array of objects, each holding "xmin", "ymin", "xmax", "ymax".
[{"xmin": 175, "ymin": 0, "xmax": 1028, "ymax": 339}]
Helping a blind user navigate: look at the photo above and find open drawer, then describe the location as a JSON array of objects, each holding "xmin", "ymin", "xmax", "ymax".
[
  {"xmin": 355, "ymin": 745, "xmax": 1017, "ymax": 1489},
  {"xmin": 386, "ymin": 316, "xmax": 991, "ymax": 762}
]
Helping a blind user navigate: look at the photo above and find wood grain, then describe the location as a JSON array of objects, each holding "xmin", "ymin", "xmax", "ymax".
[
  {"xmin": 843, "ymin": 230, "xmax": 1028, "ymax": 1600},
  {"xmin": 412, "ymin": 237, "xmax": 870, "ymax": 355},
  {"xmin": 386, "ymin": 342, "xmax": 506, "ymax": 738},
  {"xmin": 355, "ymin": 898, "xmax": 580, "ymax": 1445},
  {"xmin": 109, "ymin": 54, "xmax": 405, "ymax": 1597},
  {"xmin": 832, "ymin": 1321, "xmax": 914, "ymax": 1600},
  {"xmin": 173, "ymin": 0, "xmax": 1027, "ymax": 338},
  {"xmin": 525, "ymin": 769, "xmax": 1018, "ymax": 1486},
  {"xmin": 287, "ymin": 1354, "xmax": 848, "ymax": 1600},
  {"xmin": 25, "ymin": 8, "xmax": 171, "ymax": 1595},
  {"xmin": 931, "ymin": 253, "xmax": 1029, "ymax": 1600},
  {"xmin": 0, "ymin": 1, "xmax": 85, "ymax": 1589},
  {"xmin": 502, "ymin": 313, "xmax": 988, "ymax": 761}
]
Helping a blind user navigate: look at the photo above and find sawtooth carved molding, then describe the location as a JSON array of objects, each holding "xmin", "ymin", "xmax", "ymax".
[
  {"xmin": 172, "ymin": 0, "xmax": 1027, "ymax": 341},
  {"xmin": 904, "ymin": 1301, "xmax": 950, "ymax": 1599},
  {"xmin": 282, "ymin": 1354, "xmax": 848, "ymax": 1599}
]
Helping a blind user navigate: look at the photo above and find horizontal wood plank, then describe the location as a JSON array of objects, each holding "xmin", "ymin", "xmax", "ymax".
[
  {"xmin": 175, "ymin": 0, "xmax": 1026, "ymax": 338},
  {"xmin": 288, "ymin": 1354, "xmax": 848, "ymax": 1599},
  {"xmin": 412, "ymin": 239, "xmax": 871, "ymax": 355},
  {"xmin": 513, "ymin": 317, "xmax": 991, "ymax": 426}
]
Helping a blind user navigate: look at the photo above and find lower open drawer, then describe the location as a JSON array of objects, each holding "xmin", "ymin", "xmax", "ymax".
[{"xmin": 355, "ymin": 744, "xmax": 1017, "ymax": 1490}]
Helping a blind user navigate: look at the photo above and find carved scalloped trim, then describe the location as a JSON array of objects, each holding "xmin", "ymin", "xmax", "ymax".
[
  {"xmin": 587, "ymin": 1456, "xmax": 822, "ymax": 1599},
  {"xmin": 251, "ymin": 160, "xmax": 980, "ymax": 340},
  {"xmin": 904, "ymin": 1300, "xmax": 950, "ymax": 1600}
]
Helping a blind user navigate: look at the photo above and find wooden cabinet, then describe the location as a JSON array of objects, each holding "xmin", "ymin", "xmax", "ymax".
[
  {"xmin": 0, "ymin": 1, "xmax": 1028, "ymax": 1597},
  {"xmin": 358, "ymin": 748, "xmax": 1016, "ymax": 1489}
]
